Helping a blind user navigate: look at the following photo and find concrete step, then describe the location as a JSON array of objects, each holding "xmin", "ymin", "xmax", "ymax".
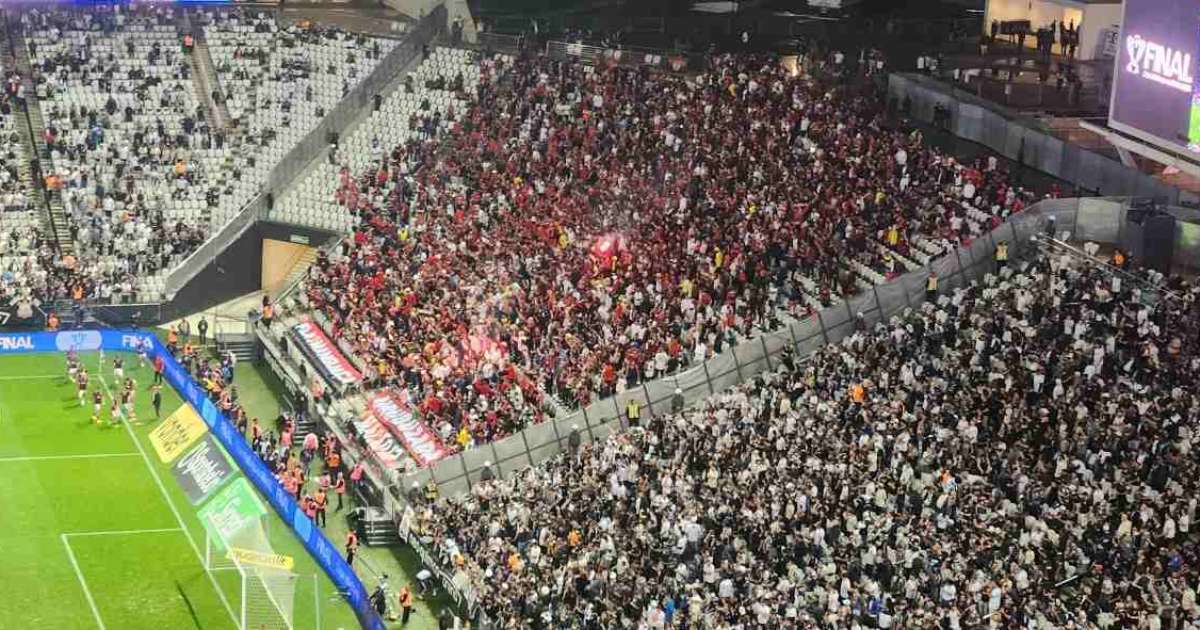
[
  {"xmin": 276, "ymin": 247, "xmax": 320, "ymax": 298},
  {"xmin": 355, "ymin": 507, "xmax": 401, "ymax": 547},
  {"xmin": 1, "ymin": 14, "xmax": 65, "ymax": 251},
  {"xmin": 216, "ymin": 333, "xmax": 260, "ymax": 363}
]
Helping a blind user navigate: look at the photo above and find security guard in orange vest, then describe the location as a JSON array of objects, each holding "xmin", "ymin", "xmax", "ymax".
[{"xmin": 398, "ymin": 585, "xmax": 414, "ymax": 623}]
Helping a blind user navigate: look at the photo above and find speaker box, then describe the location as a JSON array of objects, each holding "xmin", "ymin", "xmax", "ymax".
[{"xmin": 1123, "ymin": 211, "xmax": 1175, "ymax": 274}]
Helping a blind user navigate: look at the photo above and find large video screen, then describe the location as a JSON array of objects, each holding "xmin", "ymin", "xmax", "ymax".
[{"xmin": 1108, "ymin": 0, "xmax": 1200, "ymax": 155}]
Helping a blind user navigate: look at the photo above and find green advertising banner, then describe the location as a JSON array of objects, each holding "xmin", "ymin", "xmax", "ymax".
[{"xmin": 196, "ymin": 477, "xmax": 268, "ymax": 551}]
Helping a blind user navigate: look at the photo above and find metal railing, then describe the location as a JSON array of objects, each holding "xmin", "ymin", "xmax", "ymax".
[
  {"xmin": 396, "ymin": 195, "xmax": 1200, "ymax": 498},
  {"xmin": 161, "ymin": 4, "xmax": 448, "ymax": 300},
  {"xmin": 545, "ymin": 39, "xmax": 705, "ymax": 72}
]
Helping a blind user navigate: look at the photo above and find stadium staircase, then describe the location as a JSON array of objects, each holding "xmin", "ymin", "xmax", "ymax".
[
  {"xmin": 217, "ymin": 333, "xmax": 261, "ymax": 363},
  {"xmin": 356, "ymin": 506, "xmax": 401, "ymax": 547},
  {"xmin": 275, "ymin": 247, "xmax": 320, "ymax": 297},
  {"xmin": 4, "ymin": 18, "xmax": 72, "ymax": 254},
  {"xmin": 0, "ymin": 14, "xmax": 66, "ymax": 251},
  {"xmin": 180, "ymin": 12, "xmax": 230, "ymax": 133}
]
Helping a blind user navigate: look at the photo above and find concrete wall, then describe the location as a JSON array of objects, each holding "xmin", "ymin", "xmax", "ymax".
[
  {"xmin": 386, "ymin": 0, "xmax": 476, "ymax": 42},
  {"xmin": 888, "ymin": 72, "xmax": 1190, "ymax": 204},
  {"xmin": 985, "ymin": 0, "xmax": 1117, "ymax": 60},
  {"xmin": 1080, "ymin": 3, "xmax": 1122, "ymax": 61},
  {"xmin": 261, "ymin": 239, "xmax": 314, "ymax": 296},
  {"xmin": 163, "ymin": 222, "xmax": 336, "ymax": 323}
]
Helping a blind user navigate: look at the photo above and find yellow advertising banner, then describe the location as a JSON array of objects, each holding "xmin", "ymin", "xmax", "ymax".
[
  {"xmin": 148, "ymin": 404, "xmax": 208, "ymax": 463},
  {"xmin": 227, "ymin": 547, "xmax": 295, "ymax": 572}
]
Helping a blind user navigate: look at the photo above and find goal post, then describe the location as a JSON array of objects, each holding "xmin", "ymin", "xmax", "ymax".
[{"xmin": 202, "ymin": 513, "xmax": 298, "ymax": 630}]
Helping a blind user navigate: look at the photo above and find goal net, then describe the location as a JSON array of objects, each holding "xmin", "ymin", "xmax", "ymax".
[{"xmin": 204, "ymin": 513, "xmax": 297, "ymax": 630}]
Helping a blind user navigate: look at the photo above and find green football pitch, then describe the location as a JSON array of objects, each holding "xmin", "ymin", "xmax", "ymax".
[{"xmin": 0, "ymin": 350, "xmax": 363, "ymax": 630}]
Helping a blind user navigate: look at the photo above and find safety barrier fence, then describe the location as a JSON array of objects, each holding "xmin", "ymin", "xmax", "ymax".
[
  {"xmin": 545, "ymin": 39, "xmax": 705, "ymax": 72},
  {"xmin": 396, "ymin": 202, "xmax": 1061, "ymax": 500}
]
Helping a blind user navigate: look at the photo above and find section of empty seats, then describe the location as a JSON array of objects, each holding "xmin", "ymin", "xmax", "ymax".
[
  {"xmin": 24, "ymin": 6, "xmax": 205, "ymax": 301},
  {"xmin": 274, "ymin": 46, "xmax": 480, "ymax": 231},
  {"xmin": 200, "ymin": 9, "xmax": 397, "ymax": 228}
]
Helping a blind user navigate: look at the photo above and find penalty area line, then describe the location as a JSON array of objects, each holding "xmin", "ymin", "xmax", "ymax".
[
  {"xmin": 64, "ymin": 528, "xmax": 184, "ymax": 538},
  {"xmin": 61, "ymin": 534, "xmax": 106, "ymax": 630},
  {"xmin": 0, "ymin": 453, "xmax": 139, "ymax": 463},
  {"xmin": 94, "ymin": 362, "xmax": 239, "ymax": 627}
]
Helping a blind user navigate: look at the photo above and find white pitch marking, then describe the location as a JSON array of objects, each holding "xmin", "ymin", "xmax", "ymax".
[
  {"xmin": 0, "ymin": 453, "xmax": 139, "ymax": 463},
  {"xmin": 64, "ymin": 528, "xmax": 183, "ymax": 538},
  {"xmin": 61, "ymin": 534, "xmax": 106, "ymax": 630},
  {"xmin": 95, "ymin": 362, "xmax": 239, "ymax": 626}
]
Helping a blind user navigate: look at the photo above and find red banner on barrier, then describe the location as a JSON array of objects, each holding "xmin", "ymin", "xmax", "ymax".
[
  {"xmin": 366, "ymin": 390, "xmax": 450, "ymax": 468},
  {"xmin": 291, "ymin": 320, "xmax": 362, "ymax": 386}
]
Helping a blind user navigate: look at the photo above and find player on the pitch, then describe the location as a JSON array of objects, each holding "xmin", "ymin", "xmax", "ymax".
[
  {"xmin": 91, "ymin": 388, "xmax": 104, "ymax": 425},
  {"xmin": 113, "ymin": 355, "xmax": 125, "ymax": 381},
  {"xmin": 108, "ymin": 393, "xmax": 121, "ymax": 427},
  {"xmin": 121, "ymin": 378, "xmax": 137, "ymax": 424},
  {"xmin": 136, "ymin": 338, "xmax": 150, "ymax": 370},
  {"xmin": 65, "ymin": 350, "xmax": 79, "ymax": 384},
  {"xmin": 76, "ymin": 367, "xmax": 89, "ymax": 406}
]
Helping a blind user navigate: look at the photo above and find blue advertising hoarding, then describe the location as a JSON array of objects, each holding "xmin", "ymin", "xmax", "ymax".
[{"xmin": 0, "ymin": 329, "xmax": 383, "ymax": 630}]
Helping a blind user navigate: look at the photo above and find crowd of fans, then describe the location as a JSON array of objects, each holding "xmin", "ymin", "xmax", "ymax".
[
  {"xmin": 3, "ymin": 6, "xmax": 392, "ymax": 304},
  {"xmin": 201, "ymin": 8, "xmax": 395, "ymax": 227},
  {"xmin": 303, "ymin": 49, "xmax": 1036, "ymax": 453},
  {"xmin": 411, "ymin": 254, "xmax": 1200, "ymax": 628},
  {"xmin": 26, "ymin": 5, "xmax": 209, "ymax": 301}
]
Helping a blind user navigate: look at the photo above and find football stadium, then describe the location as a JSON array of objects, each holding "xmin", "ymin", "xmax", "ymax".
[{"xmin": 0, "ymin": 0, "xmax": 1198, "ymax": 628}]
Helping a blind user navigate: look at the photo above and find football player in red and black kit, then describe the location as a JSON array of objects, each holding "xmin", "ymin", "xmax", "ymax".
[{"xmin": 76, "ymin": 368, "xmax": 90, "ymax": 407}]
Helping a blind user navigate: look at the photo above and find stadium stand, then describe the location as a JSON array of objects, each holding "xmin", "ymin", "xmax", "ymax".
[
  {"xmin": 411, "ymin": 255, "xmax": 1200, "ymax": 628},
  {"xmin": 10, "ymin": 6, "xmax": 398, "ymax": 304},
  {"xmin": 25, "ymin": 6, "xmax": 206, "ymax": 302},
  {"xmin": 275, "ymin": 46, "xmax": 481, "ymax": 231},
  {"xmin": 287, "ymin": 50, "xmax": 1038, "ymax": 459},
  {"xmin": 201, "ymin": 8, "xmax": 397, "ymax": 229}
]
